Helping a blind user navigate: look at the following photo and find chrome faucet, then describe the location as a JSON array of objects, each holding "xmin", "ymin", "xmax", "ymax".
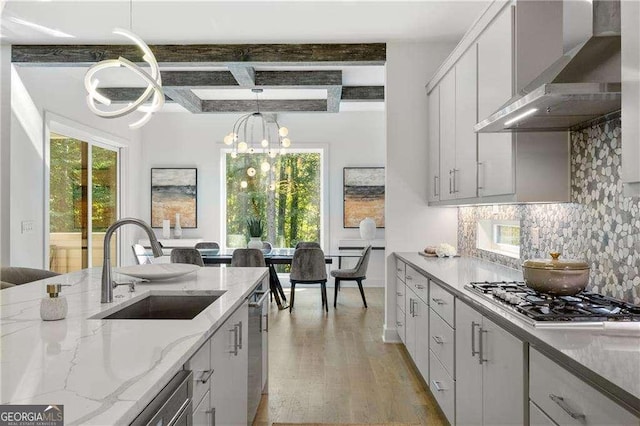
[{"xmin": 101, "ymin": 218, "xmax": 164, "ymax": 303}]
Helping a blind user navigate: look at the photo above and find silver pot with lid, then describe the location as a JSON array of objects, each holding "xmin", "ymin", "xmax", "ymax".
[{"xmin": 522, "ymin": 252, "xmax": 590, "ymax": 296}]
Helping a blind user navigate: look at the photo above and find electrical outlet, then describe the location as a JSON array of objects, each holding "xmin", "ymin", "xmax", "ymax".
[
  {"xmin": 531, "ymin": 227, "xmax": 540, "ymax": 248},
  {"xmin": 21, "ymin": 220, "xmax": 35, "ymax": 234}
]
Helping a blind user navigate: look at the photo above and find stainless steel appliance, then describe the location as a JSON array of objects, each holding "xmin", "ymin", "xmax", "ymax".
[
  {"xmin": 130, "ymin": 370, "xmax": 193, "ymax": 426},
  {"xmin": 247, "ymin": 282, "xmax": 270, "ymax": 424},
  {"xmin": 466, "ymin": 281, "xmax": 640, "ymax": 328}
]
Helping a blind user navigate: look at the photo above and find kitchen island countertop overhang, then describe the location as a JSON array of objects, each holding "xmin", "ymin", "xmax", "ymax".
[{"xmin": 0, "ymin": 266, "xmax": 268, "ymax": 425}]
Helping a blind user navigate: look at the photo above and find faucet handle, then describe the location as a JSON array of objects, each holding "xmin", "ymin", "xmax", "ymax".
[{"xmin": 113, "ymin": 279, "xmax": 147, "ymax": 292}]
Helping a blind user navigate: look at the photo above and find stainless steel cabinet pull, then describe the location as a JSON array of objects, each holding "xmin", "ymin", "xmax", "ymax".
[
  {"xmin": 229, "ymin": 326, "xmax": 239, "ymax": 356},
  {"xmin": 412, "ymin": 300, "xmax": 418, "ymax": 317},
  {"xmin": 434, "ymin": 175, "xmax": 439, "ymax": 197},
  {"xmin": 477, "ymin": 162, "xmax": 485, "ymax": 190},
  {"xmin": 415, "ymin": 284, "xmax": 425, "ymax": 290},
  {"xmin": 448, "ymin": 170, "xmax": 453, "ymax": 194},
  {"xmin": 432, "ymin": 335, "xmax": 444, "ymax": 344},
  {"xmin": 199, "ymin": 369, "xmax": 214, "ymax": 384},
  {"xmin": 406, "ymin": 275, "xmax": 413, "ymax": 281},
  {"xmin": 431, "ymin": 297, "xmax": 445, "ymax": 305},
  {"xmin": 237, "ymin": 321, "xmax": 243, "ymax": 350},
  {"xmin": 431, "ymin": 380, "xmax": 445, "ymax": 392},
  {"xmin": 478, "ymin": 327, "xmax": 488, "ymax": 364},
  {"xmin": 263, "ymin": 313, "xmax": 269, "ymax": 332},
  {"xmin": 396, "ymin": 321, "xmax": 403, "ymax": 327},
  {"xmin": 249, "ymin": 290, "xmax": 270, "ymax": 307},
  {"xmin": 408, "ymin": 298, "xmax": 414, "ymax": 316},
  {"xmin": 471, "ymin": 321, "xmax": 480, "ymax": 357},
  {"xmin": 549, "ymin": 394, "xmax": 586, "ymax": 423},
  {"xmin": 452, "ymin": 169, "xmax": 458, "ymax": 193}
]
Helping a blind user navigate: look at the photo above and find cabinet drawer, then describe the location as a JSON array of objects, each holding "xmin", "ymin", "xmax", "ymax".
[
  {"xmin": 430, "ymin": 281, "xmax": 455, "ymax": 327},
  {"xmin": 530, "ymin": 401, "xmax": 557, "ymax": 426},
  {"xmin": 429, "ymin": 307, "xmax": 454, "ymax": 378},
  {"xmin": 429, "ymin": 350, "xmax": 455, "ymax": 424},
  {"xmin": 396, "ymin": 304, "xmax": 405, "ymax": 343},
  {"xmin": 184, "ymin": 340, "xmax": 211, "ymax": 407},
  {"xmin": 530, "ymin": 348, "xmax": 638, "ymax": 426},
  {"xmin": 396, "ymin": 259, "xmax": 406, "ymax": 282},
  {"xmin": 396, "ymin": 279, "xmax": 405, "ymax": 313},
  {"xmin": 405, "ymin": 266, "xmax": 429, "ymax": 303}
]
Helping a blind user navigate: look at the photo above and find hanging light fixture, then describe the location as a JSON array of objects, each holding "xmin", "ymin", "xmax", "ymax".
[
  {"xmin": 84, "ymin": 1, "xmax": 163, "ymax": 129},
  {"xmin": 223, "ymin": 89, "xmax": 292, "ymax": 191}
]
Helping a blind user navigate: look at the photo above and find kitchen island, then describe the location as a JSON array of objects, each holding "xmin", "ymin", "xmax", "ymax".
[
  {"xmin": 0, "ymin": 266, "xmax": 268, "ymax": 425},
  {"xmin": 394, "ymin": 253, "xmax": 640, "ymax": 424}
]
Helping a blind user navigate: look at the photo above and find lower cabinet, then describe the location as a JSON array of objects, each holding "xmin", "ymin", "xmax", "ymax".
[
  {"xmin": 456, "ymin": 300, "xmax": 525, "ymax": 425},
  {"xmin": 185, "ymin": 301, "xmax": 249, "ymax": 426}
]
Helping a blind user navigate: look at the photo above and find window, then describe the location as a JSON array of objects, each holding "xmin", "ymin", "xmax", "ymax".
[
  {"xmin": 477, "ymin": 219, "xmax": 520, "ymax": 258},
  {"xmin": 223, "ymin": 150, "xmax": 322, "ymax": 248}
]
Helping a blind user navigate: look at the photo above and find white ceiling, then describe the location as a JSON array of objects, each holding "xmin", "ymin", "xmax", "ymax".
[{"xmin": 1, "ymin": 1, "xmax": 490, "ymax": 44}]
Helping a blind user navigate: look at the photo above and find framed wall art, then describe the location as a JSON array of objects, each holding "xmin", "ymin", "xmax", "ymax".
[
  {"xmin": 343, "ymin": 167, "xmax": 385, "ymax": 228},
  {"xmin": 151, "ymin": 168, "xmax": 197, "ymax": 228}
]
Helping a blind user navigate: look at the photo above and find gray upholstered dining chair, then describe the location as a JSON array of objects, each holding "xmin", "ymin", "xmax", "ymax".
[
  {"xmin": 295, "ymin": 241, "xmax": 321, "ymax": 249},
  {"xmin": 194, "ymin": 241, "xmax": 220, "ymax": 250},
  {"xmin": 0, "ymin": 267, "xmax": 60, "ymax": 287},
  {"xmin": 289, "ymin": 248, "xmax": 328, "ymax": 312},
  {"xmin": 132, "ymin": 244, "xmax": 153, "ymax": 265},
  {"xmin": 231, "ymin": 248, "xmax": 266, "ymax": 267},
  {"xmin": 170, "ymin": 248, "xmax": 205, "ymax": 267},
  {"xmin": 331, "ymin": 245, "xmax": 372, "ymax": 308}
]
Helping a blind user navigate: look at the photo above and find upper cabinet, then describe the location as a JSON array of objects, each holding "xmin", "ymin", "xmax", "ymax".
[
  {"xmin": 622, "ymin": 0, "xmax": 640, "ymax": 197},
  {"xmin": 427, "ymin": 0, "xmax": 570, "ymax": 206}
]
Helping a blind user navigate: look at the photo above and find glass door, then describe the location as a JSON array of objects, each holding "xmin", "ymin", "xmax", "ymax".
[{"xmin": 49, "ymin": 133, "xmax": 119, "ymax": 273}]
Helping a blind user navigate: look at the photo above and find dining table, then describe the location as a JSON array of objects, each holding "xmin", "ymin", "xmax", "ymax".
[{"xmin": 198, "ymin": 248, "xmax": 364, "ymax": 310}]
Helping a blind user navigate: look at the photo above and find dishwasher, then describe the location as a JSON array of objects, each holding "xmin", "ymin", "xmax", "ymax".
[
  {"xmin": 130, "ymin": 370, "xmax": 193, "ymax": 426},
  {"xmin": 247, "ymin": 279, "xmax": 270, "ymax": 424}
]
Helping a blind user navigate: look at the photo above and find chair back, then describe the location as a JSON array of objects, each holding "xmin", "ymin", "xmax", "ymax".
[
  {"xmin": 231, "ymin": 249, "xmax": 266, "ymax": 267},
  {"xmin": 295, "ymin": 241, "xmax": 321, "ymax": 249},
  {"xmin": 195, "ymin": 241, "xmax": 220, "ymax": 250},
  {"xmin": 353, "ymin": 245, "xmax": 372, "ymax": 277},
  {"xmin": 170, "ymin": 248, "xmax": 204, "ymax": 267},
  {"xmin": 132, "ymin": 244, "xmax": 153, "ymax": 265},
  {"xmin": 290, "ymin": 248, "xmax": 327, "ymax": 281}
]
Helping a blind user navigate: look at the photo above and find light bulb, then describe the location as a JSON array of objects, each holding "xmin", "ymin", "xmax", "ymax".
[
  {"xmin": 223, "ymin": 134, "xmax": 233, "ymax": 145},
  {"xmin": 240, "ymin": 180, "xmax": 248, "ymax": 189},
  {"xmin": 281, "ymin": 138, "xmax": 291, "ymax": 148},
  {"xmin": 247, "ymin": 167, "xmax": 257, "ymax": 177},
  {"xmin": 278, "ymin": 127, "xmax": 289, "ymax": 137},
  {"xmin": 268, "ymin": 183, "xmax": 276, "ymax": 191},
  {"xmin": 268, "ymin": 150, "xmax": 277, "ymax": 158},
  {"xmin": 261, "ymin": 161, "xmax": 271, "ymax": 172},
  {"xmin": 261, "ymin": 139, "xmax": 269, "ymax": 148},
  {"xmin": 237, "ymin": 141, "xmax": 248, "ymax": 153},
  {"xmin": 230, "ymin": 151, "xmax": 238, "ymax": 159},
  {"xmin": 248, "ymin": 147, "xmax": 255, "ymax": 154}
]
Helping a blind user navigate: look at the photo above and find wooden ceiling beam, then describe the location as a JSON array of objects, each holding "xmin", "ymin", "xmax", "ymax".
[
  {"xmin": 163, "ymin": 88, "xmax": 203, "ymax": 113},
  {"xmin": 12, "ymin": 43, "xmax": 386, "ymax": 66},
  {"xmin": 255, "ymin": 71, "xmax": 341, "ymax": 87},
  {"xmin": 227, "ymin": 64, "xmax": 256, "ymax": 86},
  {"xmin": 341, "ymin": 86, "xmax": 385, "ymax": 101},
  {"xmin": 201, "ymin": 99, "xmax": 327, "ymax": 113}
]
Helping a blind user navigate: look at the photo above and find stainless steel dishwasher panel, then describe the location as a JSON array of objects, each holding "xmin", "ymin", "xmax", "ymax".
[
  {"xmin": 130, "ymin": 370, "xmax": 193, "ymax": 426},
  {"xmin": 248, "ymin": 279, "xmax": 270, "ymax": 424}
]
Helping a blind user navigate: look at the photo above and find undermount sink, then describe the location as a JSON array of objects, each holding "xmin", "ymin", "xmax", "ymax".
[{"xmin": 95, "ymin": 294, "xmax": 223, "ymax": 320}]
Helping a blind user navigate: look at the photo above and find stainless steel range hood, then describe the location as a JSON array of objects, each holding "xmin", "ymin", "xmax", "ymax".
[{"xmin": 475, "ymin": 0, "xmax": 621, "ymax": 133}]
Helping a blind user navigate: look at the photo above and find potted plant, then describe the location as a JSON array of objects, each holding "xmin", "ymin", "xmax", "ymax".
[{"xmin": 246, "ymin": 217, "xmax": 264, "ymax": 249}]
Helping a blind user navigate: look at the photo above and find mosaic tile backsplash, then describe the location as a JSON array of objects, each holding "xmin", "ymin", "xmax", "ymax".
[{"xmin": 458, "ymin": 117, "xmax": 640, "ymax": 304}]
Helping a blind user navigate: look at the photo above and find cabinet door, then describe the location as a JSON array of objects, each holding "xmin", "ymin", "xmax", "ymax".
[
  {"xmin": 396, "ymin": 303, "xmax": 406, "ymax": 344},
  {"xmin": 455, "ymin": 301, "xmax": 483, "ymax": 426},
  {"xmin": 622, "ymin": 0, "xmax": 640, "ymax": 196},
  {"xmin": 478, "ymin": 133, "xmax": 514, "ymax": 197},
  {"xmin": 211, "ymin": 303, "xmax": 249, "ymax": 426},
  {"xmin": 428, "ymin": 86, "xmax": 441, "ymax": 202},
  {"xmin": 405, "ymin": 289, "xmax": 417, "ymax": 357},
  {"xmin": 439, "ymin": 70, "xmax": 456, "ymax": 201},
  {"xmin": 414, "ymin": 298, "xmax": 429, "ymax": 382},
  {"xmin": 193, "ymin": 390, "xmax": 212, "ymax": 426},
  {"xmin": 454, "ymin": 45, "xmax": 478, "ymax": 199},
  {"xmin": 481, "ymin": 316, "xmax": 524, "ymax": 426}
]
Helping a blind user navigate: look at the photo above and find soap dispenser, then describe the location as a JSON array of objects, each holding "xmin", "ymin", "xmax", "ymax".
[{"xmin": 40, "ymin": 284, "xmax": 68, "ymax": 321}]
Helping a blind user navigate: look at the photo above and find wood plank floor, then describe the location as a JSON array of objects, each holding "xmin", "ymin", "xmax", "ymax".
[{"xmin": 253, "ymin": 287, "xmax": 447, "ymax": 425}]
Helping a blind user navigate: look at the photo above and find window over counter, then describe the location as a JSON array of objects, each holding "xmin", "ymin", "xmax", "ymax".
[
  {"xmin": 477, "ymin": 219, "xmax": 521, "ymax": 258},
  {"xmin": 222, "ymin": 149, "xmax": 323, "ymax": 249}
]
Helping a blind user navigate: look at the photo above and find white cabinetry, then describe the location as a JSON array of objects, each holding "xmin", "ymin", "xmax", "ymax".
[
  {"xmin": 455, "ymin": 300, "xmax": 525, "ymax": 425},
  {"xmin": 428, "ymin": 86, "xmax": 441, "ymax": 202},
  {"xmin": 529, "ymin": 348, "xmax": 638, "ymax": 426},
  {"xmin": 439, "ymin": 70, "xmax": 457, "ymax": 201},
  {"xmin": 622, "ymin": 0, "xmax": 640, "ymax": 197},
  {"xmin": 396, "ymin": 259, "xmax": 406, "ymax": 343}
]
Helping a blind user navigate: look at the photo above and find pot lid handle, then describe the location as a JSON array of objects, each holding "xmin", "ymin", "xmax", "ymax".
[{"xmin": 550, "ymin": 252, "xmax": 561, "ymax": 260}]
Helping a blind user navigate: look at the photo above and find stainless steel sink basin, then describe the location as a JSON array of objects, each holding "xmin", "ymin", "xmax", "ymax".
[{"xmin": 98, "ymin": 294, "xmax": 221, "ymax": 320}]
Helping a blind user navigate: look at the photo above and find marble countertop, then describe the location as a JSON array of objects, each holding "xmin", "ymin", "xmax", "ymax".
[
  {"xmin": 0, "ymin": 266, "xmax": 268, "ymax": 425},
  {"xmin": 395, "ymin": 253, "xmax": 640, "ymax": 416}
]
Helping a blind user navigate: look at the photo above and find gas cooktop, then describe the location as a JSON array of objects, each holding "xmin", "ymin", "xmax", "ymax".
[{"xmin": 465, "ymin": 281, "xmax": 640, "ymax": 327}]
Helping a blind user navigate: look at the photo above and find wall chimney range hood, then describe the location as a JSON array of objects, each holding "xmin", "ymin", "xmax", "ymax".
[{"xmin": 475, "ymin": 0, "xmax": 621, "ymax": 133}]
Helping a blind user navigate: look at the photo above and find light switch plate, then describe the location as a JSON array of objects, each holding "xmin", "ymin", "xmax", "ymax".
[
  {"xmin": 21, "ymin": 220, "xmax": 35, "ymax": 234},
  {"xmin": 531, "ymin": 227, "xmax": 540, "ymax": 248}
]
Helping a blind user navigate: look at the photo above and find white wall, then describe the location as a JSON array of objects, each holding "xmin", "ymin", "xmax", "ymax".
[
  {"xmin": 138, "ymin": 110, "xmax": 387, "ymax": 284},
  {"xmin": 384, "ymin": 42, "xmax": 459, "ymax": 342},
  {"xmin": 8, "ymin": 66, "xmax": 143, "ymax": 268}
]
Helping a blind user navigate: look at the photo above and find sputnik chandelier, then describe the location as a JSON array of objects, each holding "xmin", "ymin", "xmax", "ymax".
[
  {"xmin": 223, "ymin": 89, "xmax": 292, "ymax": 190},
  {"xmin": 84, "ymin": 1, "xmax": 163, "ymax": 129}
]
